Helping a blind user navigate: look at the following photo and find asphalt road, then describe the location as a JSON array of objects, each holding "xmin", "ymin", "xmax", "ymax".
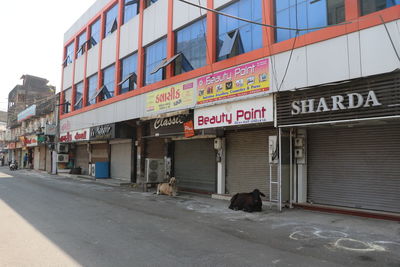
[{"xmin": 0, "ymin": 168, "xmax": 399, "ymax": 267}]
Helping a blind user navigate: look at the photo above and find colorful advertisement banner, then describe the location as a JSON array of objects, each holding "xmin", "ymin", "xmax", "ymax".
[
  {"xmin": 146, "ymin": 80, "xmax": 195, "ymax": 113},
  {"xmin": 194, "ymin": 96, "xmax": 274, "ymax": 129},
  {"xmin": 25, "ymin": 135, "xmax": 38, "ymax": 147},
  {"xmin": 197, "ymin": 59, "xmax": 270, "ymax": 105},
  {"xmin": 59, "ymin": 128, "xmax": 90, "ymax": 143},
  {"xmin": 18, "ymin": 105, "xmax": 36, "ymax": 123}
]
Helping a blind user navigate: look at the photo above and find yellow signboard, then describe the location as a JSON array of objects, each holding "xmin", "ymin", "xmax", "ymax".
[{"xmin": 146, "ymin": 80, "xmax": 195, "ymax": 112}]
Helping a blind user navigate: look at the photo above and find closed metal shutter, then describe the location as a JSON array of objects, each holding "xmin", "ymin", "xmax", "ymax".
[
  {"xmin": 39, "ymin": 145, "xmax": 46, "ymax": 170},
  {"xmin": 91, "ymin": 143, "xmax": 109, "ymax": 162},
  {"xmin": 46, "ymin": 146, "xmax": 52, "ymax": 173},
  {"xmin": 174, "ymin": 139, "xmax": 216, "ymax": 193},
  {"xmin": 111, "ymin": 141, "xmax": 132, "ymax": 181},
  {"xmin": 308, "ymin": 124, "xmax": 400, "ymax": 213},
  {"xmin": 76, "ymin": 144, "xmax": 90, "ymax": 175},
  {"xmin": 34, "ymin": 147, "xmax": 40, "ymax": 170},
  {"xmin": 226, "ymin": 130, "xmax": 275, "ymax": 198},
  {"xmin": 145, "ymin": 138, "xmax": 164, "ymax": 159}
]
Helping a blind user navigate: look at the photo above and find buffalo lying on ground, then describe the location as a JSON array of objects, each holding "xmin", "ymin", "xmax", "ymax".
[{"xmin": 229, "ymin": 189, "xmax": 266, "ymax": 212}]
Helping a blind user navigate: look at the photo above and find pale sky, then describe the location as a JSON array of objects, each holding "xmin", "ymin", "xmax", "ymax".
[{"xmin": 0, "ymin": 0, "xmax": 96, "ymax": 112}]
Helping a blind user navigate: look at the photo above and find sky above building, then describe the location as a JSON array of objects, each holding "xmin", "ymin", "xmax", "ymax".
[{"xmin": 0, "ymin": 0, "xmax": 96, "ymax": 112}]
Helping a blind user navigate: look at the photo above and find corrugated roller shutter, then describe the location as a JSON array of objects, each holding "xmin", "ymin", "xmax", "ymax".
[
  {"xmin": 308, "ymin": 124, "xmax": 400, "ymax": 213},
  {"xmin": 91, "ymin": 143, "xmax": 108, "ymax": 162},
  {"xmin": 226, "ymin": 130, "xmax": 275, "ymax": 198},
  {"xmin": 76, "ymin": 144, "xmax": 90, "ymax": 175},
  {"xmin": 145, "ymin": 138, "xmax": 164, "ymax": 159},
  {"xmin": 39, "ymin": 145, "xmax": 46, "ymax": 170},
  {"xmin": 111, "ymin": 142, "xmax": 132, "ymax": 181},
  {"xmin": 174, "ymin": 139, "xmax": 216, "ymax": 193}
]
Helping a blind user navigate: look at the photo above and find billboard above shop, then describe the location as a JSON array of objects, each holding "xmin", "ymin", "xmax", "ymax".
[
  {"xmin": 197, "ymin": 58, "xmax": 270, "ymax": 105},
  {"xmin": 25, "ymin": 135, "xmax": 38, "ymax": 147},
  {"xmin": 145, "ymin": 80, "xmax": 196, "ymax": 114},
  {"xmin": 194, "ymin": 96, "xmax": 274, "ymax": 129},
  {"xmin": 90, "ymin": 123, "xmax": 115, "ymax": 140},
  {"xmin": 59, "ymin": 128, "xmax": 90, "ymax": 143},
  {"xmin": 18, "ymin": 105, "xmax": 36, "ymax": 123}
]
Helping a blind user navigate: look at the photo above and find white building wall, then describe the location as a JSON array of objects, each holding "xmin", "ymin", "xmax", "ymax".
[
  {"xmin": 86, "ymin": 45, "xmax": 99, "ymax": 77},
  {"xmin": 74, "ymin": 54, "xmax": 86, "ymax": 83},
  {"xmin": 119, "ymin": 15, "xmax": 140, "ymax": 59},
  {"xmin": 214, "ymin": 0, "xmax": 235, "ymax": 9},
  {"xmin": 101, "ymin": 32, "xmax": 117, "ymax": 68},
  {"xmin": 142, "ymin": 0, "xmax": 168, "ymax": 46},
  {"xmin": 173, "ymin": 0, "xmax": 207, "ymax": 30},
  {"xmin": 62, "ymin": 64, "xmax": 73, "ymax": 90}
]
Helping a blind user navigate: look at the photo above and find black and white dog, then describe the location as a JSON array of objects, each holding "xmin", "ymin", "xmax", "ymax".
[{"xmin": 229, "ymin": 189, "xmax": 266, "ymax": 212}]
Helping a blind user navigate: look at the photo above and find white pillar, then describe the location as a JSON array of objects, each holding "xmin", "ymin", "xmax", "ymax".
[{"xmin": 217, "ymin": 138, "xmax": 226, "ymax": 195}]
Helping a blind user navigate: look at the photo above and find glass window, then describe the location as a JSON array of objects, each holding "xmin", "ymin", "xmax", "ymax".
[
  {"xmin": 144, "ymin": 38, "xmax": 167, "ymax": 85},
  {"xmin": 101, "ymin": 64, "xmax": 115, "ymax": 101},
  {"xmin": 76, "ymin": 32, "xmax": 87, "ymax": 58},
  {"xmin": 74, "ymin": 82, "xmax": 84, "ymax": 110},
  {"xmin": 217, "ymin": 0, "xmax": 262, "ymax": 61},
  {"xmin": 361, "ymin": 0, "xmax": 400, "ymax": 15},
  {"xmin": 89, "ymin": 19, "xmax": 100, "ymax": 49},
  {"xmin": 124, "ymin": 0, "xmax": 140, "ymax": 24},
  {"xmin": 120, "ymin": 53, "xmax": 138, "ymax": 94},
  {"xmin": 105, "ymin": 4, "xmax": 119, "ymax": 38},
  {"xmin": 146, "ymin": 0, "xmax": 158, "ymax": 7},
  {"xmin": 64, "ymin": 42, "xmax": 74, "ymax": 67},
  {"xmin": 63, "ymin": 88, "xmax": 72, "ymax": 114},
  {"xmin": 175, "ymin": 18, "xmax": 207, "ymax": 75},
  {"xmin": 275, "ymin": 0, "xmax": 345, "ymax": 43},
  {"xmin": 87, "ymin": 74, "xmax": 98, "ymax": 106}
]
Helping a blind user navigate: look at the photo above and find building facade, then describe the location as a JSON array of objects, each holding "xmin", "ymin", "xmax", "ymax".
[{"xmin": 60, "ymin": 0, "xmax": 400, "ymax": 214}]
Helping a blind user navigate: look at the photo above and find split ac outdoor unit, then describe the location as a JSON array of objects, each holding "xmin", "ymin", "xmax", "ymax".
[
  {"xmin": 145, "ymin": 158, "xmax": 165, "ymax": 183},
  {"xmin": 57, "ymin": 154, "xmax": 69, "ymax": 163},
  {"xmin": 57, "ymin": 143, "xmax": 69, "ymax": 153}
]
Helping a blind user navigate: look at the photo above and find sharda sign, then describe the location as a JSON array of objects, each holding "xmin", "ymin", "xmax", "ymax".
[{"xmin": 276, "ymin": 72, "xmax": 400, "ymax": 126}]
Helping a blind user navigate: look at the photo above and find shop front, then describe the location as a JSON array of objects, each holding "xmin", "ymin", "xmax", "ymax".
[
  {"xmin": 25, "ymin": 135, "xmax": 39, "ymax": 169},
  {"xmin": 277, "ymin": 71, "xmax": 400, "ymax": 214},
  {"xmin": 59, "ymin": 128, "xmax": 90, "ymax": 174},
  {"xmin": 195, "ymin": 96, "xmax": 277, "ymax": 199}
]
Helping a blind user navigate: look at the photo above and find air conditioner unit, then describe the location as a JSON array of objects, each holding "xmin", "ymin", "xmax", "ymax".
[
  {"xmin": 57, "ymin": 143, "xmax": 69, "ymax": 153},
  {"xmin": 89, "ymin": 164, "xmax": 96, "ymax": 176},
  {"xmin": 145, "ymin": 158, "xmax": 165, "ymax": 183},
  {"xmin": 57, "ymin": 154, "xmax": 69, "ymax": 163}
]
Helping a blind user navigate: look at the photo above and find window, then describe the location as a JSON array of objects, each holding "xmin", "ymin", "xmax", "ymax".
[
  {"xmin": 120, "ymin": 53, "xmax": 138, "ymax": 94},
  {"xmin": 101, "ymin": 64, "xmax": 116, "ymax": 101},
  {"xmin": 63, "ymin": 88, "xmax": 72, "ymax": 114},
  {"xmin": 89, "ymin": 19, "xmax": 100, "ymax": 49},
  {"xmin": 275, "ymin": 0, "xmax": 345, "ymax": 43},
  {"xmin": 64, "ymin": 42, "xmax": 74, "ymax": 67},
  {"xmin": 104, "ymin": 4, "xmax": 119, "ymax": 38},
  {"xmin": 124, "ymin": 0, "xmax": 140, "ymax": 24},
  {"xmin": 361, "ymin": 0, "xmax": 400, "ymax": 15},
  {"xmin": 76, "ymin": 32, "xmax": 87, "ymax": 58},
  {"xmin": 217, "ymin": 0, "xmax": 262, "ymax": 61},
  {"xmin": 175, "ymin": 18, "xmax": 207, "ymax": 75},
  {"xmin": 87, "ymin": 74, "xmax": 98, "ymax": 106},
  {"xmin": 144, "ymin": 38, "xmax": 167, "ymax": 85},
  {"xmin": 74, "ymin": 82, "xmax": 84, "ymax": 110},
  {"xmin": 146, "ymin": 0, "xmax": 158, "ymax": 7}
]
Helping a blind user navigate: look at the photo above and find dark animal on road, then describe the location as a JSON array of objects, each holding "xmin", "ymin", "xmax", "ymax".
[{"xmin": 229, "ymin": 189, "xmax": 266, "ymax": 212}]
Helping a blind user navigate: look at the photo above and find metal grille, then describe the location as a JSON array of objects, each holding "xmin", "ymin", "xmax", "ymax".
[
  {"xmin": 308, "ymin": 124, "xmax": 400, "ymax": 213},
  {"xmin": 225, "ymin": 130, "xmax": 276, "ymax": 198},
  {"xmin": 174, "ymin": 139, "xmax": 216, "ymax": 193}
]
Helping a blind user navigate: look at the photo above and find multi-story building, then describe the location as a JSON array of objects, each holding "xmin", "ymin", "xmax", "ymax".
[
  {"xmin": 0, "ymin": 111, "xmax": 8, "ymax": 163},
  {"xmin": 60, "ymin": 0, "xmax": 400, "ymax": 216},
  {"xmin": 6, "ymin": 75, "xmax": 56, "ymax": 169}
]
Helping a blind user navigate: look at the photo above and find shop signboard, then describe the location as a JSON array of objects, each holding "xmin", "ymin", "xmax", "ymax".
[
  {"xmin": 146, "ymin": 80, "xmax": 195, "ymax": 113},
  {"xmin": 18, "ymin": 105, "xmax": 36, "ymax": 123},
  {"xmin": 276, "ymin": 72, "xmax": 400, "ymax": 126},
  {"xmin": 90, "ymin": 124, "xmax": 115, "ymax": 140},
  {"xmin": 59, "ymin": 128, "xmax": 90, "ymax": 143},
  {"xmin": 25, "ymin": 135, "xmax": 38, "ymax": 147},
  {"xmin": 7, "ymin": 143, "xmax": 16, "ymax": 149},
  {"xmin": 150, "ymin": 114, "xmax": 193, "ymax": 137},
  {"xmin": 194, "ymin": 96, "xmax": 273, "ymax": 129},
  {"xmin": 197, "ymin": 58, "xmax": 270, "ymax": 105}
]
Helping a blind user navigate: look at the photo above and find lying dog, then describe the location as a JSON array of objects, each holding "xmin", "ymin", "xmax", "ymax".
[
  {"xmin": 156, "ymin": 177, "xmax": 178, "ymax": 196},
  {"xmin": 229, "ymin": 189, "xmax": 266, "ymax": 212}
]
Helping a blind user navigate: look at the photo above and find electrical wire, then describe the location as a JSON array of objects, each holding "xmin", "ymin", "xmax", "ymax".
[{"xmin": 379, "ymin": 15, "xmax": 400, "ymax": 63}]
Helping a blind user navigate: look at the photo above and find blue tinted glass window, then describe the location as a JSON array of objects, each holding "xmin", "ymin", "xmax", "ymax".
[
  {"xmin": 89, "ymin": 19, "xmax": 100, "ymax": 49},
  {"xmin": 121, "ymin": 53, "xmax": 138, "ymax": 94},
  {"xmin": 105, "ymin": 4, "xmax": 119, "ymax": 38},
  {"xmin": 65, "ymin": 42, "xmax": 74, "ymax": 67},
  {"xmin": 102, "ymin": 65, "xmax": 115, "ymax": 100},
  {"xmin": 74, "ymin": 82, "xmax": 84, "ymax": 110},
  {"xmin": 144, "ymin": 38, "xmax": 166, "ymax": 85},
  {"xmin": 77, "ymin": 32, "xmax": 87, "ymax": 58},
  {"xmin": 175, "ymin": 18, "xmax": 207, "ymax": 75},
  {"xmin": 361, "ymin": 0, "xmax": 400, "ymax": 15},
  {"xmin": 124, "ymin": 0, "xmax": 139, "ymax": 24},
  {"xmin": 217, "ymin": 0, "xmax": 262, "ymax": 61},
  {"xmin": 63, "ymin": 88, "xmax": 72, "ymax": 113},
  {"xmin": 275, "ymin": 0, "xmax": 345, "ymax": 43},
  {"xmin": 87, "ymin": 74, "xmax": 98, "ymax": 106}
]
